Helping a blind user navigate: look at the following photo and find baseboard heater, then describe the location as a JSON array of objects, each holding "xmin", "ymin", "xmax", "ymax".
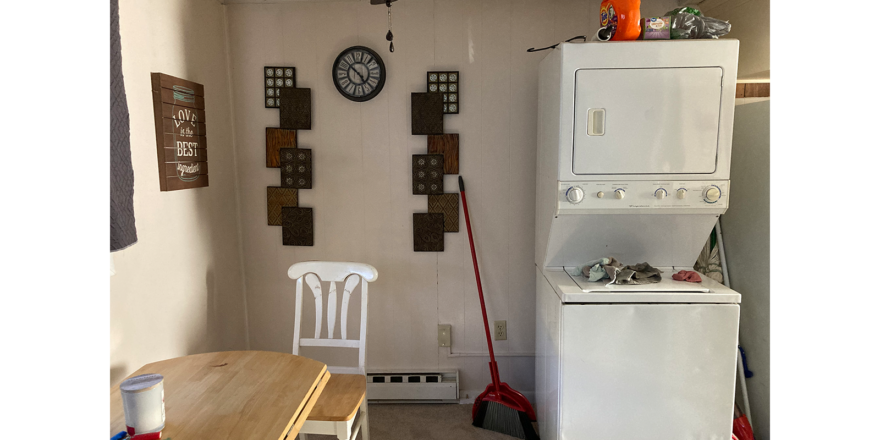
[{"xmin": 366, "ymin": 369, "xmax": 459, "ymax": 403}]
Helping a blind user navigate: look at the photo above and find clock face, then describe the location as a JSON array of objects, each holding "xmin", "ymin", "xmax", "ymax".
[{"xmin": 332, "ymin": 46, "xmax": 386, "ymax": 102}]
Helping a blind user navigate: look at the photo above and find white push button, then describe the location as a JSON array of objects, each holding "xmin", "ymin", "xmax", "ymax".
[{"xmin": 597, "ymin": 191, "xmax": 604, "ymax": 199}]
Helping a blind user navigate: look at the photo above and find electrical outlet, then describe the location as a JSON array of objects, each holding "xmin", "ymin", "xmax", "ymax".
[
  {"xmin": 494, "ymin": 320, "xmax": 507, "ymax": 340},
  {"xmin": 438, "ymin": 324, "xmax": 452, "ymax": 347}
]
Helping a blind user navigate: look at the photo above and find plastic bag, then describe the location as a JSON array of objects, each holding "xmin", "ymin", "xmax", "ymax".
[{"xmin": 665, "ymin": 6, "xmax": 731, "ymax": 39}]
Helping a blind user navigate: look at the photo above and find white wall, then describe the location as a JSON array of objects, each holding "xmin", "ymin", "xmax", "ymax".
[
  {"xmin": 225, "ymin": 0, "xmax": 678, "ymax": 398},
  {"xmin": 110, "ymin": 0, "xmax": 248, "ymax": 386},
  {"xmin": 723, "ymin": 99, "xmax": 770, "ymax": 438},
  {"xmin": 702, "ymin": 0, "xmax": 770, "ymax": 80}
]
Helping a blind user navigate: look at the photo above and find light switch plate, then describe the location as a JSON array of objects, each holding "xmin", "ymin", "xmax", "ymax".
[{"xmin": 438, "ymin": 324, "xmax": 452, "ymax": 347}]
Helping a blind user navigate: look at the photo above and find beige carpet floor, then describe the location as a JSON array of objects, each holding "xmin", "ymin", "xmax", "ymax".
[{"xmin": 299, "ymin": 403, "xmax": 532, "ymax": 440}]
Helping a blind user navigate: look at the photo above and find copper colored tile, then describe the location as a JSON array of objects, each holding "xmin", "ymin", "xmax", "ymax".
[
  {"xmin": 413, "ymin": 213, "xmax": 445, "ymax": 252},
  {"xmin": 266, "ymin": 128, "xmax": 296, "ymax": 168},
  {"xmin": 267, "ymin": 187, "xmax": 298, "ymax": 226},
  {"xmin": 428, "ymin": 193, "xmax": 459, "ymax": 232},
  {"xmin": 427, "ymin": 134, "xmax": 459, "ymax": 174},
  {"xmin": 282, "ymin": 207, "xmax": 313, "ymax": 246}
]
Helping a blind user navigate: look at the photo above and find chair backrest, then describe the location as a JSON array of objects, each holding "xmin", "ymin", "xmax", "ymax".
[{"xmin": 288, "ymin": 261, "xmax": 378, "ymax": 375}]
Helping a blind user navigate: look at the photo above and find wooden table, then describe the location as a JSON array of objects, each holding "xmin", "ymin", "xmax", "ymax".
[{"xmin": 110, "ymin": 351, "xmax": 330, "ymax": 440}]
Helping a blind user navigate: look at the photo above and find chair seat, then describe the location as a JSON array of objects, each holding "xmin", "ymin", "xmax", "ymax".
[{"xmin": 306, "ymin": 373, "xmax": 366, "ymax": 422}]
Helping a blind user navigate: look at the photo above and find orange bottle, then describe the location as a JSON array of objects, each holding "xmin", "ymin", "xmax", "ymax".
[{"xmin": 599, "ymin": 0, "xmax": 641, "ymax": 41}]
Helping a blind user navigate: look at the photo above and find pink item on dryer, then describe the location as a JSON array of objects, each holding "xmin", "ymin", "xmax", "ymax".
[{"xmin": 672, "ymin": 270, "xmax": 702, "ymax": 283}]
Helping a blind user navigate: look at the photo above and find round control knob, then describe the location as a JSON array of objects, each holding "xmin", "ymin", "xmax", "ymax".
[
  {"xmin": 614, "ymin": 189, "xmax": 626, "ymax": 200},
  {"xmin": 566, "ymin": 186, "xmax": 584, "ymax": 204},
  {"xmin": 597, "ymin": 191, "xmax": 605, "ymax": 199},
  {"xmin": 677, "ymin": 188, "xmax": 687, "ymax": 199},
  {"xmin": 703, "ymin": 186, "xmax": 721, "ymax": 203},
  {"xmin": 654, "ymin": 188, "xmax": 667, "ymax": 200}
]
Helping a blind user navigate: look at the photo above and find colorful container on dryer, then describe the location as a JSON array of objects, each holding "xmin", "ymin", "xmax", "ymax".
[{"xmin": 599, "ymin": 0, "xmax": 642, "ymax": 41}]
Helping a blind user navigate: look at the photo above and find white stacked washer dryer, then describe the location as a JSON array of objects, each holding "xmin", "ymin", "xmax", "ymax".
[{"xmin": 534, "ymin": 40, "xmax": 741, "ymax": 440}]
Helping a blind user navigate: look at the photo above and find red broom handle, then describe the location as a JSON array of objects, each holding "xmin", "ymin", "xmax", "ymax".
[{"xmin": 459, "ymin": 177, "xmax": 502, "ymax": 393}]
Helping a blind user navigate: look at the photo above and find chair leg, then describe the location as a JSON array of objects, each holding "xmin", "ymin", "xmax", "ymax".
[
  {"xmin": 360, "ymin": 399, "xmax": 370, "ymax": 440},
  {"xmin": 336, "ymin": 419, "xmax": 353, "ymax": 440}
]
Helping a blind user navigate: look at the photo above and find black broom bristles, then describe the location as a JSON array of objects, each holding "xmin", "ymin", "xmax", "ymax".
[{"xmin": 473, "ymin": 400, "xmax": 540, "ymax": 440}]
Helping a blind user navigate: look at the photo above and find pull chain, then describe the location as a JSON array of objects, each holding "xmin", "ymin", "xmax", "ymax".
[{"xmin": 386, "ymin": 0, "xmax": 394, "ymax": 52}]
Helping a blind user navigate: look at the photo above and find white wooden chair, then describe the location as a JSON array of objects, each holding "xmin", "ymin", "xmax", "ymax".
[{"xmin": 288, "ymin": 261, "xmax": 378, "ymax": 440}]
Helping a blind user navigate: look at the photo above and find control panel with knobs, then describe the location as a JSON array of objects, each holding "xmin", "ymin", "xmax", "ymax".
[
  {"xmin": 703, "ymin": 185, "xmax": 721, "ymax": 203},
  {"xmin": 557, "ymin": 181, "xmax": 728, "ymax": 213},
  {"xmin": 565, "ymin": 186, "xmax": 585, "ymax": 204}
]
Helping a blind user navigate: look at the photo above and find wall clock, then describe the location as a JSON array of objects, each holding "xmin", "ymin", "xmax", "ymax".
[{"xmin": 332, "ymin": 46, "xmax": 386, "ymax": 102}]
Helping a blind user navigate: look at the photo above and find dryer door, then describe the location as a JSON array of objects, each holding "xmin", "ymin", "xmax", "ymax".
[{"xmin": 573, "ymin": 67, "xmax": 723, "ymax": 175}]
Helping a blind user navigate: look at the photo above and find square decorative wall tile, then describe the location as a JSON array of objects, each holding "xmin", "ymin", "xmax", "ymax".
[
  {"xmin": 266, "ymin": 128, "xmax": 297, "ymax": 168},
  {"xmin": 280, "ymin": 148, "xmax": 312, "ymax": 189},
  {"xmin": 282, "ymin": 207, "xmax": 313, "ymax": 246},
  {"xmin": 264, "ymin": 66, "xmax": 295, "ymax": 108},
  {"xmin": 280, "ymin": 88, "xmax": 311, "ymax": 130},
  {"xmin": 413, "ymin": 213, "xmax": 445, "ymax": 252},
  {"xmin": 428, "ymin": 193, "xmax": 459, "ymax": 232},
  {"xmin": 427, "ymin": 71, "xmax": 459, "ymax": 114},
  {"xmin": 412, "ymin": 154, "xmax": 444, "ymax": 195},
  {"xmin": 411, "ymin": 93, "xmax": 444, "ymax": 135},
  {"xmin": 427, "ymin": 134, "xmax": 459, "ymax": 174},
  {"xmin": 267, "ymin": 187, "xmax": 298, "ymax": 226}
]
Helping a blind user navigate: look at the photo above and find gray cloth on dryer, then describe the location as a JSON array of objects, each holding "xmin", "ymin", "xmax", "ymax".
[
  {"xmin": 581, "ymin": 257, "xmax": 611, "ymax": 281},
  {"xmin": 604, "ymin": 261, "xmax": 663, "ymax": 285}
]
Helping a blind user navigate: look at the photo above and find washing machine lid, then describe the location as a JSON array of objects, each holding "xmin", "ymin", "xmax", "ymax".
[{"xmin": 542, "ymin": 267, "xmax": 741, "ymax": 304}]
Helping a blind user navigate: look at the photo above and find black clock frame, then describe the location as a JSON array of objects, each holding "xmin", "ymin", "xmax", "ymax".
[{"xmin": 332, "ymin": 46, "xmax": 386, "ymax": 102}]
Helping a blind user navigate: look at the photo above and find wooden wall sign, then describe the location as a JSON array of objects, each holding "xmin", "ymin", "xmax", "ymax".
[
  {"xmin": 151, "ymin": 73, "xmax": 208, "ymax": 191},
  {"xmin": 427, "ymin": 134, "xmax": 459, "ymax": 174},
  {"xmin": 266, "ymin": 128, "xmax": 296, "ymax": 168}
]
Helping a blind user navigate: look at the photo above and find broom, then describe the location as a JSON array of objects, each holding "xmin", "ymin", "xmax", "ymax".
[{"xmin": 459, "ymin": 176, "xmax": 540, "ymax": 440}]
